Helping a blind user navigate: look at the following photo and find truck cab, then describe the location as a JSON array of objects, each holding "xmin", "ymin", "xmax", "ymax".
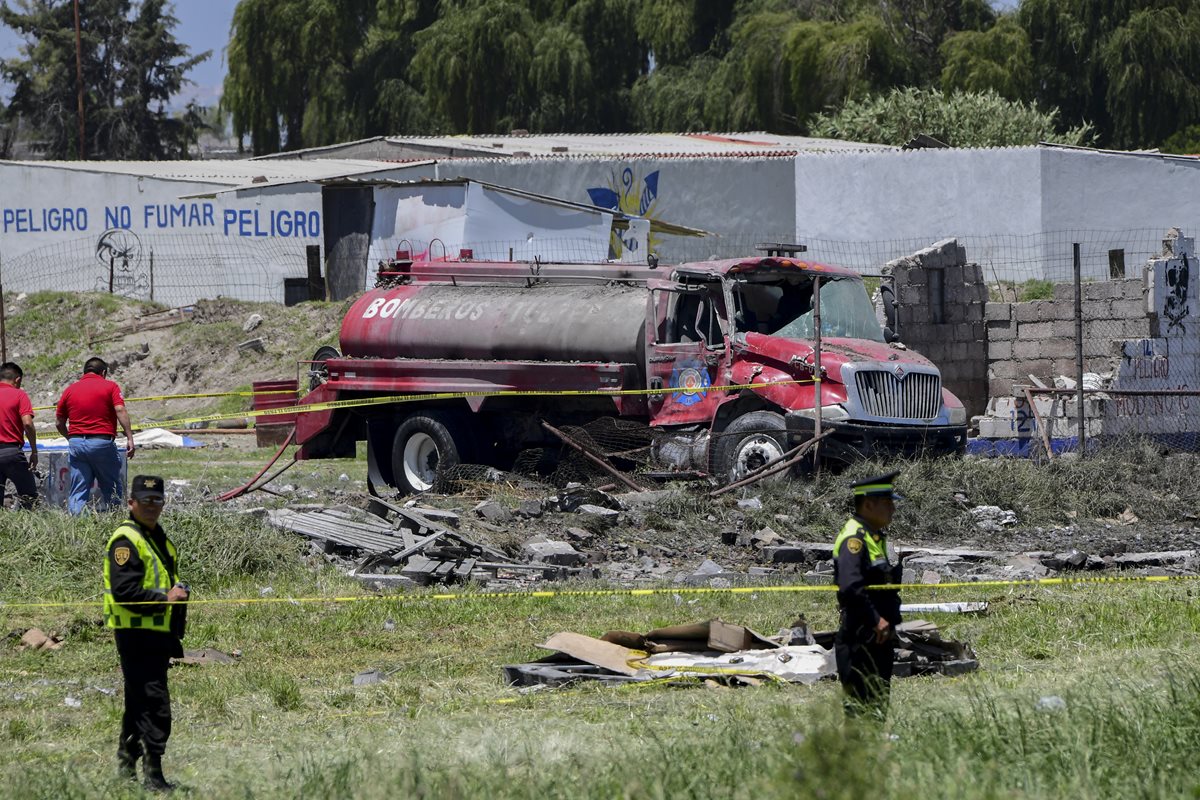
[{"xmin": 643, "ymin": 256, "xmax": 967, "ymax": 480}]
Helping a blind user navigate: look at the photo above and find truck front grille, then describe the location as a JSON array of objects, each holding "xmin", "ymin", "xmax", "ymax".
[{"xmin": 853, "ymin": 371, "xmax": 941, "ymax": 420}]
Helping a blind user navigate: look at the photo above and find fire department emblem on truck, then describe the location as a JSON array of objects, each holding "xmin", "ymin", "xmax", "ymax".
[{"xmin": 671, "ymin": 359, "xmax": 711, "ymax": 406}]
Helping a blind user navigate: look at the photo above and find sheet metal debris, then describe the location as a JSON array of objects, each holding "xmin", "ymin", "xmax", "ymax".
[
  {"xmin": 266, "ymin": 501, "xmax": 597, "ymax": 588},
  {"xmin": 504, "ymin": 617, "xmax": 978, "ymax": 689},
  {"xmin": 899, "ymin": 602, "xmax": 989, "ymax": 614}
]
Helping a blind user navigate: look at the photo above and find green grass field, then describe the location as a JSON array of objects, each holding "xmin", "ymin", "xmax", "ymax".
[{"xmin": 2, "ymin": 497, "xmax": 1199, "ymax": 799}]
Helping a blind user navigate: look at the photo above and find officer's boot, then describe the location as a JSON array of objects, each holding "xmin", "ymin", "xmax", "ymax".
[
  {"xmin": 116, "ymin": 737, "xmax": 139, "ymax": 780},
  {"xmin": 142, "ymin": 754, "xmax": 176, "ymax": 793}
]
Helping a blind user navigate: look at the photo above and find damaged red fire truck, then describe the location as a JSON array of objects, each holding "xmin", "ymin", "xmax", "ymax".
[{"xmin": 294, "ymin": 249, "xmax": 967, "ymax": 495}]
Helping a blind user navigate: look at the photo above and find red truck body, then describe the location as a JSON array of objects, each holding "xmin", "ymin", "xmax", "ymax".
[{"xmin": 295, "ymin": 255, "xmax": 967, "ymax": 494}]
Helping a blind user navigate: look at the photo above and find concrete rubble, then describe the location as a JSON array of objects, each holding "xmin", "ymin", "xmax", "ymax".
[
  {"xmin": 265, "ymin": 498, "xmax": 599, "ymax": 589},
  {"xmin": 258, "ymin": 475, "xmax": 1200, "ymax": 593}
]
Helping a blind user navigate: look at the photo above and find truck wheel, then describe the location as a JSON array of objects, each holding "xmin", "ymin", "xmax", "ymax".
[
  {"xmin": 710, "ymin": 411, "xmax": 789, "ymax": 484},
  {"xmin": 392, "ymin": 413, "xmax": 468, "ymax": 495}
]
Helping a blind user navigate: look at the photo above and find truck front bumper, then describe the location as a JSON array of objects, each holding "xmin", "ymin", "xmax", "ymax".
[{"xmin": 785, "ymin": 414, "xmax": 967, "ymax": 462}]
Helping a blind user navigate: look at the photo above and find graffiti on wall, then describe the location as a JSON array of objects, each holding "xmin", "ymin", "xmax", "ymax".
[
  {"xmin": 586, "ymin": 167, "xmax": 661, "ymax": 259},
  {"xmin": 1163, "ymin": 252, "xmax": 1190, "ymax": 334},
  {"xmin": 94, "ymin": 229, "xmax": 149, "ymax": 298}
]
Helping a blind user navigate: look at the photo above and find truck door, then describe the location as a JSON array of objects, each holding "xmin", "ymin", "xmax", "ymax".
[{"xmin": 644, "ymin": 280, "xmax": 730, "ymax": 425}]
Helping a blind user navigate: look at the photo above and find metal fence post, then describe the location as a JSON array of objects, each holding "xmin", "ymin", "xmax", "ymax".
[
  {"xmin": 813, "ymin": 276, "xmax": 822, "ymax": 473},
  {"xmin": 1074, "ymin": 243, "xmax": 1085, "ymax": 455}
]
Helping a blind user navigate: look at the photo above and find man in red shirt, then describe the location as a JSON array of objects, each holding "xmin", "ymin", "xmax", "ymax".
[
  {"xmin": 56, "ymin": 357, "xmax": 135, "ymax": 514},
  {"xmin": 0, "ymin": 362, "xmax": 38, "ymax": 509}
]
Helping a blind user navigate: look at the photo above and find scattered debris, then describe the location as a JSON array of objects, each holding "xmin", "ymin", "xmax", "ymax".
[
  {"xmin": 267, "ymin": 501, "xmax": 598, "ymax": 587},
  {"xmin": 18, "ymin": 629, "xmax": 64, "ymax": 652},
  {"xmin": 521, "ymin": 539, "xmax": 586, "ymax": 567},
  {"xmin": 970, "ymin": 505, "xmax": 1018, "ymax": 531},
  {"xmin": 1036, "ymin": 695, "xmax": 1068, "ymax": 712},
  {"xmin": 504, "ymin": 617, "xmax": 977, "ymax": 689},
  {"xmin": 243, "ymin": 313, "xmax": 263, "ymax": 332},
  {"xmin": 352, "ymin": 669, "xmax": 384, "ymax": 686},
  {"xmin": 900, "ymin": 602, "xmax": 988, "ymax": 615},
  {"xmin": 644, "ymin": 646, "xmax": 834, "ymax": 685},
  {"xmin": 172, "ymin": 649, "xmax": 239, "ymax": 666},
  {"xmin": 237, "ymin": 337, "xmax": 266, "ymax": 354},
  {"xmin": 473, "ymin": 500, "xmax": 512, "ymax": 524}
]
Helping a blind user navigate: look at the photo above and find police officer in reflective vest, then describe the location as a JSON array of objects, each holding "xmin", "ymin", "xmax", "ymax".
[
  {"xmin": 103, "ymin": 475, "xmax": 188, "ymax": 791},
  {"xmin": 833, "ymin": 471, "xmax": 903, "ymax": 718}
]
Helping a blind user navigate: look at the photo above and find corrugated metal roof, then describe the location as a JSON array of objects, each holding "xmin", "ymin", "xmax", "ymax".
[
  {"xmin": 387, "ymin": 132, "xmax": 893, "ymax": 156},
  {"xmin": 0, "ymin": 158, "xmax": 423, "ymax": 185},
  {"xmin": 254, "ymin": 132, "xmax": 894, "ymax": 160}
]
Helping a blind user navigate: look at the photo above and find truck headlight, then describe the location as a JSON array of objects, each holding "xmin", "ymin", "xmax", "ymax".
[
  {"xmin": 791, "ymin": 405, "xmax": 849, "ymax": 422},
  {"xmin": 948, "ymin": 406, "xmax": 966, "ymax": 425}
]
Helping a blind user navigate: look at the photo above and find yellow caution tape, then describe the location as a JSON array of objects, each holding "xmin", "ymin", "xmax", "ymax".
[
  {"xmin": 2, "ymin": 572, "xmax": 1196, "ymax": 612},
  {"xmin": 132, "ymin": 378, "xmax": 818, "ymax": 431},
  {"xmin": 32, "ymin": 389, "xmax": 297, "ymax": 413}
]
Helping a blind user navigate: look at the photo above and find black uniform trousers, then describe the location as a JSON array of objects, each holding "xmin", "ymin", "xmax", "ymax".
[
  {"xmin": 834, "ymin": 623, "xmax": 895, "ymax": 718},
  {"xmin": 0, "ymin": 444, "xmax": 37, "ymax": 509},
  {"xmin": 114, "ymin": 630, "xmax": 175, "ymax": 757}
]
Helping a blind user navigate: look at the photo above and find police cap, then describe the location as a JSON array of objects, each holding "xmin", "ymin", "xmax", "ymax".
[
  {"xmin": 131, "ymin": 475, "xmax": 166, "ymax": 501},
  {"xmin": 851, "ymin": 470, "xmax": 902, "ymax": 500}
]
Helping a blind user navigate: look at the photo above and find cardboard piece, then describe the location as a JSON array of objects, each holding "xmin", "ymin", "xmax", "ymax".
[
  {"xmin": 642, "ymin": 619, "xmax": 781, "ymax": 653},
  {"xmin": 538, "ymin": 632, "xmax": 641, "ymax": 676}
]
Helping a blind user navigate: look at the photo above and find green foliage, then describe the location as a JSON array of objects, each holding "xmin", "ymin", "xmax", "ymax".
[
  {"xmin": 940, "ymin": 16, "xmax": 1033, "ymax": 100},
  {"xmin": 0, "ymin": 0, "xmax": 208, "ymax": 159},
  {"xmin": 810, "ymin": 86, "xmax": 1095, "ymax": 148},
  {"xmin": 1161, "ymin": 123, "xmax": 1200, "ymax": 155},
  {"xmin": 1017, "ymin": 278, "xmax": 1054, "ymax": 301},
  {"xmin": 205, "ymin": 0, "xmax": 1200, "ymax": 151},
  {"xmin": 1022, "ymin": 0, "xmax": 1200, "ymax": 149}
]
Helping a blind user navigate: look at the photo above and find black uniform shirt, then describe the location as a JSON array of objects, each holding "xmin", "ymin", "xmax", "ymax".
[
  {"xmin": 108, "ymin": 519, "xmax": 186, "ymax": 638},
  {"xmin": 834, "ymin": 515, "xmax": 902, "ymax": 630}
]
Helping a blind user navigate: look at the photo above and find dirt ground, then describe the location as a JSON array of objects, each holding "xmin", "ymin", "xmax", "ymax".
[{"xmin": 6, "ymin": 292, "xmax": 346, "ymax": 419}]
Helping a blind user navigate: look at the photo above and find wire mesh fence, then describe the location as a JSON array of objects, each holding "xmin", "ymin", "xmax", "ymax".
[
  {"xmin": 980, "ymin": 231, "xmax": 1200, "ymax": 457},
  {"xmin": 0, "ymin": 226, "xmax": 1174, "ymax": 310},
  {"xmin": 0, "ymin": 232, "xmax": 312, "ymax": 307}
]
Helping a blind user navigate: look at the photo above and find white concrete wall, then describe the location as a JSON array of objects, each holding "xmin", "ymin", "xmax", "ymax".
[
  {"xmin": 0, "ymin": 164, "xmax": 323, "ymax": 305},
  {"xmin": 793, "ymin": 147, "xmax": 1045, "ymax": 278},
  {"xmin": 438, "ymin": 156, "xmax": 798, "ymax": 264},
  {"xmin": 1040, "ymin": 149, "xmax": 1200, "ymax": 281}
]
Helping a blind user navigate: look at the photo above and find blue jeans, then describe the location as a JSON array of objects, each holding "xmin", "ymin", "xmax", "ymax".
[{"xmin": 67, "ymin": 438, "xmax": 123, "ymax": 515}]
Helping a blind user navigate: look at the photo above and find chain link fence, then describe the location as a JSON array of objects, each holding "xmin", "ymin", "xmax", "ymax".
[
  {"xmin": 0, "ymin": 232, "xmax": 311, "ymax": 307},
  {"xmin": 980, "ymin": 230, "xmax": 1200, "ymax": 457}
]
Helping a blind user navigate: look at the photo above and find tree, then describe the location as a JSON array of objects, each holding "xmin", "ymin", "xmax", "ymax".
[
  {"xmin": 0, "ymin": 0, "xmax": 208, "ymax": 159},
  {"xmin": 409, "ymin": 0, "xmax": 537, "ymax": 134},
  {"xmin": 223, "ymin": 0, "xmax": 308, "ymax": 153},
  {"xmin": 940, "ymin": 15, "xmax": 1032, "ymax": 101},
  {"xmin": 810, "ymin": 86, "xmax": 1094, "ymax": 148},
  {"xmin": 1021, "ymin": 0, "xmax": 1200, "ymax": 148}
]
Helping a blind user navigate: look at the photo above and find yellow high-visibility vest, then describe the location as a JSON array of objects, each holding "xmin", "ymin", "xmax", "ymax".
[
  {"xmin": 832, "ymin": 518, "xmax": 889, "ymax": 570},
  {"xmin": 102, "ymin": 523, "xmax": 178, "ymax": 632}
]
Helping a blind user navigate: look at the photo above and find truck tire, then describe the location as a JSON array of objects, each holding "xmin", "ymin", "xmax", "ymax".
[
  {"xmin": 710, "ymin": 411, "xmax": 790, "ymax": 484},
  {"xmin": 392, "ymin": 413, "xmax": 468, "ymax": 495}
]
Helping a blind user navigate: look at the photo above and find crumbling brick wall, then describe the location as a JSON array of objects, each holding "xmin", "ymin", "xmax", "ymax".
[
  {"xmin": 985, "ymin": 280, "xmax": 1148, "ymax": 398},
  {"xmin": 884, "ymin": 239, "xmax": 989, "ymax": 418}
]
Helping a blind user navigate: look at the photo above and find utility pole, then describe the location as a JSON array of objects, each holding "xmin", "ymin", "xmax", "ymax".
[{"xmin": 73, "ymin": 0, "xmax": 85, "ymax": 160}]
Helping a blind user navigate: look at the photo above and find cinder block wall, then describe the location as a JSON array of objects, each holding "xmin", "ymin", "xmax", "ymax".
[
  {"xmin": 885, "ymin": 239, "xmax": 989, "ymax": 417},
  {"xmin": 985, "ymin": 280, "xmax": 1148, "ymax": 398}
]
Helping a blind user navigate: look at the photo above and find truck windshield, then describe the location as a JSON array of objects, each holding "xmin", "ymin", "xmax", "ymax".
[{"xmin": 733, "ymin": 274, "xmax": 884, "ymax": 343}]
